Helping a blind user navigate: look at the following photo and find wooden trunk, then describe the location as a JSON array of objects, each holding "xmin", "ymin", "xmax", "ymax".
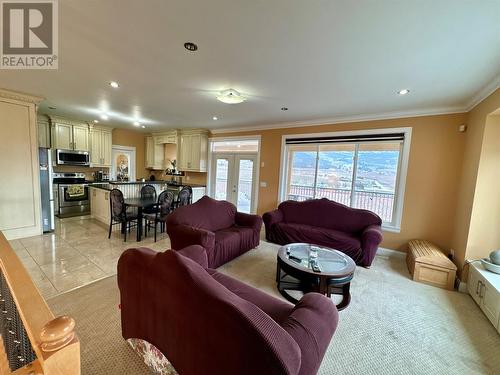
[{"xmin": 407, "ymin": 239, "xmax": 457, "ymax": 290}]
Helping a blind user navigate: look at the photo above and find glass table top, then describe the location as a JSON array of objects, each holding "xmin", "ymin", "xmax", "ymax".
[{"xmin": 281, "ymin": 243, "xmax": 352, "ymax": 273}]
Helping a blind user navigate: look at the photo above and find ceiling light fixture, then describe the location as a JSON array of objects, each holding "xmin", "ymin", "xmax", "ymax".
[
  {"xmin": 109, "ymin": 81, "xmax": 120, "ymax": 88},
  {"xmin": 133, "ymin": 121, "xmax": 140, "ymax": 127},
  {"xmin": 141, "ymin": 125, "xmax": 146, "ymax": 129},
  {"xmin": 397, "ymin": 89, "xmax": 410, "ymax": 95},
  {"xmin": 212, "ymin": 116, "xmax": 218, "ymax": 120},
  {"xmin": 100, "ymin": 114, "xmax": 109, "ymax": 120},
  {"xmin": 93, "ymin": 120, "xmax": 99, "ymax": 123},
  {"xmin": 184, "ymin": 42, "xmax": 198, "ymax": 51},
  {"xmin": 281, "ymin": 107, "xmax": 288, "ymax": 111},
  {"xmin": 216, "ymin": 89, "xmax": 246, "ymax": 104}
]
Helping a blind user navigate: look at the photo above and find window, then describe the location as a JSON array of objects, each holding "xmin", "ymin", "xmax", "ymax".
[{"xmin": 280, "ymin": 128, "xmax": 411, "ymax": 231}]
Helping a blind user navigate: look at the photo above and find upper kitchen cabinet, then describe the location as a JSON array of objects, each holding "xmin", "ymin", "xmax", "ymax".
[
  {"xmin": 145, "ymin": 136, "xmax": 165, "ymax": 170},
  {"xmin": 49, "ymin": 116, "xmax": 89, "ymax": 151},
  {"xmin": 178, "ymin": 129, "xmax": 208, "ymax": 172},
  {"xmin": 37, "ymin": 114, "xmax": 51, "ymax": 148},
  {"xmin": 90, "ymin": 126, "xmax": 112, "ymax": 167}
]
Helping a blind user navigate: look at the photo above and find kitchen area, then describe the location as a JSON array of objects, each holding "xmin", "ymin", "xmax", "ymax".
[{"xmin": 38, "ymin": 114, "xmax": 208, "ymax": 233}]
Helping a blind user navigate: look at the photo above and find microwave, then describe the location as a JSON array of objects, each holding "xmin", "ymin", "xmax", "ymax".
[{"xmin": 56, "ymin": 149, "xmax": 90, "ymax": 166}]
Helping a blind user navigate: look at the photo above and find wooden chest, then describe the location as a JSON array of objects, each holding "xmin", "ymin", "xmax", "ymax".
[{"xmin": 407, "ymin": 240, "xmax": 457, "ymax": 290}]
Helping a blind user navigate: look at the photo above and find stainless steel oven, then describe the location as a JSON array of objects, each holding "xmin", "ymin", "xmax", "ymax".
[
  {"xmin": 56, "ymin": 149, "xmax": 90, "ymax": 167},
  {"xmin": 53, "ymin": 173, "xmax": 91, "ymax": 217}
]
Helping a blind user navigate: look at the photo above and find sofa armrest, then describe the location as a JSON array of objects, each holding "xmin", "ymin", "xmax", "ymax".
[
  {"xmin": 360, "ymin": 224, "xmax": 383, "ymax": 266},
  {"xmin": 281, "ymin": 293, "xmax": 338, "ymax": 375},
  {"xmin": 262, "ymin": 209, "xmax": 283, "ymax": 229},
  {"xmin": 176, "ymin": 245, "xmax": 208, "ymax": 268},
  {"xmin": 167, "ymin": 224, "xmax": 215, "ymax": 252},
  {"xmin": 235, "ymin": 212, "xmax": 263, "ymax": 232}
]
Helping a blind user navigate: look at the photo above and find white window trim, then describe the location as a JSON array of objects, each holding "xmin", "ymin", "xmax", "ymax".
[
  {"xmin": 278, "ymin": 127, "xmax": 412, "ymax": 233},
  {"xmin": 207, "ymin": 135, "xmax": 261, "ymax": 214}
]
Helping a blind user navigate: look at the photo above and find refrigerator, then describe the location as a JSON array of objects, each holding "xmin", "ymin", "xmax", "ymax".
[{"xmin": 39, "ymin": 148, "xmax": 55, "ymax": 232}]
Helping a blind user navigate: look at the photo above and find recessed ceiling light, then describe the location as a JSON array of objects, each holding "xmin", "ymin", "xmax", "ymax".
[
  {"xmin": 281, "ymin": 107, "xmax": 288, "ymax": 111},
  {"xmin": 133, "ymin": 121, "xmax": 140, "ymax": 127},
  {"xmin": 109, "ymin": 81, "xmax": 120, "ymax": 88},
  {"xmin": 184, "ymin": 42, "xmax": 198, "ymax": 51},
  {"xmin": 141, "ymin": 125, "xmax": 146, "ymax": 129},
  {"xmin": 93, "ymin": 119, "xmax": 99, "ymax": 123},
  {"xmin": 216, "ymin": 89, "xmax": 246, "ymax": 104},
  {"xmin": 100, "ymin": 114, "xmax": 109, "ymax": 120},
  {"xmin": 212, "ymin": 116, "xmax": 218, "ymax": 121},
  {"xmin": 397, "ymin": 89, "xmax": 410, "ymax": 95}
]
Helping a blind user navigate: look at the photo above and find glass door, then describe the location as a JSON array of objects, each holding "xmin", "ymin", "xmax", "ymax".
[{"xmin": 211, "ymin": 153, "xmax": 257, "ymax": 213}]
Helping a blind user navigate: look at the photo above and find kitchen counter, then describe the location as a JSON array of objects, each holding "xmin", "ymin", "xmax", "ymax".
[{"xmin": 89, "ymin": 181, "xmax": 206, "ymax": 191}]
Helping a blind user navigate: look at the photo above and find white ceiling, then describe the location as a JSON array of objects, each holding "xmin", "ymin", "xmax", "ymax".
[{"xmin": 1, "ymin": 0, "xmax": 499, "ymax": 131}]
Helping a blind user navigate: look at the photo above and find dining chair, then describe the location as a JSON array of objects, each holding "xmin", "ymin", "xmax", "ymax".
[
  {"xmin": 140, "ymin": 184, "xmax": 157, "ymax": 214},
  {"xmin": 176, "ymin": 186, "xmax": 192, "ymax": 208},
  {"xmin": 144, "ymin": 190, "xmax": 175, "ymax": 242},
  {"xmin": 108, "ymin": 189, "xmax": 138, "ymax": 242}
]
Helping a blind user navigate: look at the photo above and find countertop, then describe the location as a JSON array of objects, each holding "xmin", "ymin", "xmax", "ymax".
[{"xmin": 88, "ymin": 181, "xmax": 206, "ymax": 190}]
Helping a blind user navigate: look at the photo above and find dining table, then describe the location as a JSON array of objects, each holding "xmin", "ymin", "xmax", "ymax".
[{"xmin": 124, "ymin": 197, "xmax": 157, "ymax": 242}]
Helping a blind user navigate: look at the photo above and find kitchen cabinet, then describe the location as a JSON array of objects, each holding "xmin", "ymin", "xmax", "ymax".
[
  {"xmin": 37, "ymin": 115, "xmax": 51, "ymax": 148},
  {"xmin": 145, "ymin": 136, "xmax": 165, "ymax": 170},
  {"xmin": 178, "ymin": 130, "xmax": 208, "ymax": 172},
  {"xmin": 154, "ymin": 130, "xmax": 178, "ymax": 145},
  {"xmin": 90, "ymin": 187, "xmax": 110, "ymax": 225},
  {"xmin": 90, "ymin": 126, "xmax": 112, "ymax": 167},
  {"xmin": 468, "ymin": 262, "xmax": 500, "ymax": 330},
  {"xmin": 50, "ymin": 116, "xmax": 89, "ymax": 151}
]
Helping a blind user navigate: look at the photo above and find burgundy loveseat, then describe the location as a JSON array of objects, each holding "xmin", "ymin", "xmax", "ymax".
[
  {"xmin": 263, "ymin": 198, "xmax": 383, "ymax": 267},
  {"xmin": 166, "ymin": 196, "xmax": 262, "ymax": 268},
  {"xmin": 118, "ymin": 245, "xmax": 338, "ymax": 375}
]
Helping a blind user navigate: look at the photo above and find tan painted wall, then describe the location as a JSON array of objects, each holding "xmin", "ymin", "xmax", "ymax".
[
  {"xmin": 465, "ymin": 114, "xmax": 500, "ymax": 262},
  {"xmin": 452, "ymin": 88, "xmax": 500, "ymax": 275},
  {"xmin": 111, "ymin": 128, "xmax": 147, "ymax": 180},
  {"xmin": 213, "ymin": 113, "xmax": 468, "ymax": 252}
]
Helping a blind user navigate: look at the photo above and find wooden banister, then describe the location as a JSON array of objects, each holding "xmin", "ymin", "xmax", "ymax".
[{"xmin": 0, "ymin": 233, "xmax": 80, "ymax": 374}]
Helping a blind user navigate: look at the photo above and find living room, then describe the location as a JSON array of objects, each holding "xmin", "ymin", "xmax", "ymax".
[{"xmin": 0, "ymin": 1, "xmax": 499, "ymax": 374}]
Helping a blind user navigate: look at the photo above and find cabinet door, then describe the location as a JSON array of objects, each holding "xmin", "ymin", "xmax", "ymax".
[
  {"xmin": 101, "ymin": 131, "xmax": 112, "ymax": 166},
  {"xmin": 53, "ymin": 123, "xmax": 73, "ymax": 149},
  {"xmin": 190, "ymin": 134, "xmax": 201, "ymax": 170},
  {"xmin": 38, "ymin": 120, "xmax": 50, "ymax": 148},
  {"xmin": 153, "ymin": 143, "xmax": 165, "ymax": 170},
  {"xmin": 73, "ymin": 125, "xmax": 89, "ymax": 151},
  {"xmin": 90, "ymin": 130, "xmax": 101, "ymax": 165},
  {"xmin": 481, "ymin": 279, "xmax": 500, "ymax": 327},
  {"xmin": 178, "ymin": 135, "xmax": 191, "ymax": 170},
  {"xmin": 145, "ymin": 136, "xmax": 154, "ymax": 168},
  {"xmin": 468, "ymin": 266, "xmax": 482, "ymax": 306}
]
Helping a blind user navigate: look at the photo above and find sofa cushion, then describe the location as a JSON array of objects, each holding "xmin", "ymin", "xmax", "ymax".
[
  {"xmin": 167, "ymin": 196, "xmax": 236, "ymax": 232},
  {"xmin": 210, "ymin": 228, "xmax": 242, "ymax": 268},
  {"xmin": 274, "ymin": 222, "xmax": 363, "ymax": 263},
  {"xmin": 278, "ymin": 198, "xmax": 381, "ymax": 233},
  {"xmin": 208, "ymin": 269, "xmax": 293, "ymax": 324}
]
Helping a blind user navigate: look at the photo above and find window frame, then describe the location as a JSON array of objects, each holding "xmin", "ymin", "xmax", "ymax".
[{"xmin": 278, "ymin": 127, "xmax": 412, "ymax": 233}]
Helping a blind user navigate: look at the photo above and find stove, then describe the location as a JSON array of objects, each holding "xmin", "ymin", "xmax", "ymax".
[{"xmin": 53, "ymin": 173, "xmax": 91, "ymax": 217}]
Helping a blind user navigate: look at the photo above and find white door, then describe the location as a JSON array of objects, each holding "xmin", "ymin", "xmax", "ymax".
[{"xmin": 211, "ymin": 153, "xmax": 257, "ymax": 213}]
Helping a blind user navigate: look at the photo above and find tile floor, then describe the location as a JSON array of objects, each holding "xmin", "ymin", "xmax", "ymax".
[{"xmin": 8, "ymin": 216, "xmax": 171, "ymax": 299}]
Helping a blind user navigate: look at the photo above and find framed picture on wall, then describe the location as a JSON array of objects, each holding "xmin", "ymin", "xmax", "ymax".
[{"xmin": 111, "ymin": 145, "xmax": 136, "ymax": 182}]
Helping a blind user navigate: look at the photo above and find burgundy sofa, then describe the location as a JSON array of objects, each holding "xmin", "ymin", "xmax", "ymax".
[
  {"xmin": 166, "ymin": 196, "xmax": 262, "ymax": 268},
  {"xmin": 118, "ymin": 245, "xmax": 338, "ymax": 375},
  {"xmin": 263, "ymin": 198, "xmax": 383, "ymax": 267}
]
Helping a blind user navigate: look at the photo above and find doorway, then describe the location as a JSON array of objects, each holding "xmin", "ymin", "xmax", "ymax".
[{"xmin": 208, "ymin": 138, "xmax": 260, "ymax": 213}]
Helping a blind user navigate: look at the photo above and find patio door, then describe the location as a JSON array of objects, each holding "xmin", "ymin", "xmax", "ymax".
[{"xmin": 211, "ymin": 153, "xmax": 257, "ymax": 213}]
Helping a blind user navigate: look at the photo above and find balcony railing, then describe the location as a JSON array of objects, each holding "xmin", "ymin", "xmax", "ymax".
[{"xmin": 288, "ymin": 184, "xmax": 395, "ymax": 222}]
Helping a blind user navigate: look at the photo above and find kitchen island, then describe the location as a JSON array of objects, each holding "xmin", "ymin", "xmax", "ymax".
[{"xmin": 89, "ymin": 181, "xmax": 206, "ymax": 225}]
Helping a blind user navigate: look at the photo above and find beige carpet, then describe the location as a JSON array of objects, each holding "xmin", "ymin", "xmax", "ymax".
[{"xmin": 48, "ymin": 242, "xmax": 500, "ymax": 375}]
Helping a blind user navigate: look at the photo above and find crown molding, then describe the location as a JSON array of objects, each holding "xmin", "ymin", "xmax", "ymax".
[
  {"xmin": 0, "ymin": 88, "xmax": 43, "ymax": 105},
  {"xmin": 464, "ymin": 73, "xmax": 500, "ymax": 111},
  {"xmin": 211, "ymin": 106, "xmax": 466, "ymax": 134},
  {"xmin": 47, "ymin": 115, "xmax": 88, "ymax": 127}
]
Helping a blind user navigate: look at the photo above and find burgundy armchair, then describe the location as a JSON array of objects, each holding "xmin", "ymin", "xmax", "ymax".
[
  {"xmin": 263, "ymin": 198, "xmax": 383, "ymax": 267},
  {"xmin": 166, "ymin": 196, "xmax": 262, "ymax": 268},
  {"xmin": 118, "ymin": 245, "xmax": 338, "ymax": 375}
]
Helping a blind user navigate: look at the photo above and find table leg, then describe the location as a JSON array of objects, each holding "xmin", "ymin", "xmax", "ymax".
[{"xmin": 137, "ymin": 207, "xmax": 143, "ymax": 242}]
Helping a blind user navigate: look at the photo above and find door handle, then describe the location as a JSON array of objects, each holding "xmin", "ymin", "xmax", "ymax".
[
  {"xmin": 479, "ymin": 282, "xmax": 486, "ymax": 298},
  {"xmin": 476, "ymin": 280, "xmax": 481, "ymax": 295}
]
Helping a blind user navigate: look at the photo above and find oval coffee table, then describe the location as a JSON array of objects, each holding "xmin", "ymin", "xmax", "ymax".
[{"xmin": 276, "ymin": 243, "xmax": 356, "ymax": 311}]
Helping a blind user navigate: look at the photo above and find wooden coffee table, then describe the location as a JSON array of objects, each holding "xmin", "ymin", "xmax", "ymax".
[{"xmin": 276, "ymin": 243, "xmax": 356, "ymax": 311}]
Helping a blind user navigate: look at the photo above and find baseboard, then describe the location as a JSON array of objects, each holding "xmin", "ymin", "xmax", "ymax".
[{"xmin": 376, "ymin": 247, "xmax": 406, "ymax": 259}]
